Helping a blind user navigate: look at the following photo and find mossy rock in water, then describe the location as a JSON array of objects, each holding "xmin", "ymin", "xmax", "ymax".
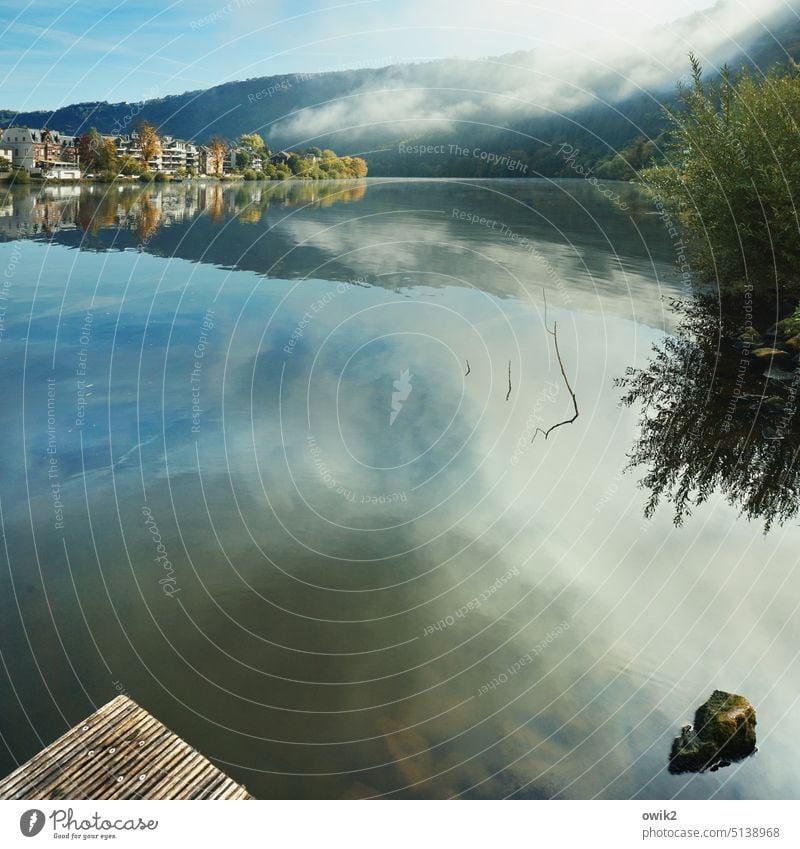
[
  {"xmin": 669, "ymin": 690, "xmax": 757, "ymax": 775},
  {"xmin": 736, "ymin": 326, "xmax": 763, "ymax": 346},
  {"xmin": 762, "ymin": 395, "xmax": 786, "ymax": 413},
  {"xmin": 750, "ymin": 347, "xmax": 792, "ymax": 364},
  {"xmin": 767, "ymin": 317, "xmax": 800, "ymax": 341},
  {"xmin": 784, "ymin": 335, "xmax": 800, "ymax": 353}
]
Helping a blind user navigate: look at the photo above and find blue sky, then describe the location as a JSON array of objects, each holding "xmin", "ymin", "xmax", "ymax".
[{"xmin": 0, "ymin": 0, "xmax": 757, "ymax": 110}]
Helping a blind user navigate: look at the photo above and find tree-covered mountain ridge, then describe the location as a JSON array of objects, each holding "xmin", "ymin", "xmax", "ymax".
[{"xmin": 2, "ymin": 1, "xmax": 799, "ymax": 178}]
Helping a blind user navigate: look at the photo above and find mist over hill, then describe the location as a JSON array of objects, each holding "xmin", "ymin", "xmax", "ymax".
[{"xmin": 2, "ymin": 0, "xmax": 798, "ymax": 177}]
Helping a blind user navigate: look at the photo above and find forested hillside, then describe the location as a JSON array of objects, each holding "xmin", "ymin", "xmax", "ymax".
[{"xmin": 3, "ymin": 1, "xmax": 799, "ymax": 178}]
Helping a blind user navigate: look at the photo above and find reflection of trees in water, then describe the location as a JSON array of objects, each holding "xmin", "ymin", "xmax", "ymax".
[
  {"xmin": 617, "ymin": 293, "xmax": 800, "ymax": 532},
  {"xmin": 0, "ymin": 179, "xmax": 368, "ymax": 241},
  {"xmin": 76, "ymin": 187, "xmax": 122, "ymax": 235},
  {"xmin": 136, "ymin": 192, "xmax": 160, "ymax": 241},
  {"xmin": 233, "ymin": 180, "xmax": 368, "ymax": 224},
  {"xmin": 204, "ymin": 184, "xmax": 225, "ymax": 223}
]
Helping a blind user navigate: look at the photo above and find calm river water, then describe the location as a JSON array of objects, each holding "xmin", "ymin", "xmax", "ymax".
[{"xmin": 0, "ymin": 178, "xmax": 797, "ymax": 799}]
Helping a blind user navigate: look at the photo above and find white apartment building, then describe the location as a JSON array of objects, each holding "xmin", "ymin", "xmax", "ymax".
[
  {"xmin": 115, "ymin": 131, "xmax": 161, "ymax": 171},
  {"xmin": 160, "ymin": 136, "xmax": 186, "ymax": 173},
  {"xmin": 0, "ymin": 127, "xmax": 78, "ymax": 172},
  {"xmin": 116, "ymin": 132, "xmax": 199, "ymax": 174}
]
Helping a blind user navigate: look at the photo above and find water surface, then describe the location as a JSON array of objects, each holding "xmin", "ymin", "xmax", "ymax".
[{"xmin": 0, "ymin": 178, "xmax": 797, "ymax": 799}]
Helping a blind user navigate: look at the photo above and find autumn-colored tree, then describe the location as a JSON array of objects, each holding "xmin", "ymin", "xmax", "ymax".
[
  {"xmin": 77, "ymin": 134, "xmax": 94, "ymax": 169},
  {"xmin": 349, "ymin": 157, "xmax": 368, "ymax": 178},
  {"xmin": 138, "ymin": 121, "xmax": 161, "ymax": 169},
  {"xmin": 102, "ymin": 139, "xmax": 118, "ymax": 170},
  {"xmin": 78, "ymin": 128, "xmax": 117, "ymax": 173},
  {"xmin": 209, "ymin": 137, "xmax": 227, "ymax": 175}
]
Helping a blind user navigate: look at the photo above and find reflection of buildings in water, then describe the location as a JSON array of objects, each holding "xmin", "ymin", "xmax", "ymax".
[
  {"xmin": 617, "ymin": 293, "xmax": 800, "ymax": 532},
  {"xmin": 0, "ymin": 188, "xmax": 80, "ymax": 237},
  {"xmin": 0, "ymin": 180, "xmax": 368, "ymax": 241}
]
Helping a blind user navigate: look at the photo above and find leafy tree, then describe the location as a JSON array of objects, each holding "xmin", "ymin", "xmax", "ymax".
[
  {"xmin": 350, "ymin": 156, "xmax": 368, "ymax": 177},
  {"xmin": 287, "ymin": 153, "xmax": 303, "ymax": 175},
  {"xmin": 118, "ymin": 154, "xmax": 144, "ymax": 176},
  {"xmin": 596, "ymin": 136, "xmax": 656, "ymax": 180},
  {"xmin": 239, "ymin": 133, "xmax": 266, "ymax": 152},
  {"xmin": 642, "ymin": 56, "xmax": 800, "ymax": 291},
  {"xmin": 209, "ymin": 137, "xmax": 227, "ymax": 175},
  {"xmin": 234, "ymin": 149, "xmax": 251, "ymax": 171},
  {"xmin": 77, "ymin": 133, "xmax": 96, "ymax": 170},
  {"xmin": 78, "ymin": 128, "xmax": 117, "ymax": 173},
  {"xmin": 137, "ymin": 121, "xmax": 161, "ymax": 169}
]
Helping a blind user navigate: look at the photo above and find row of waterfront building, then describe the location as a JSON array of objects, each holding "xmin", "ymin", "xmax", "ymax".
[{"xmin": 0, "ymin": 126, "xmax": 299, "ymax": 180}]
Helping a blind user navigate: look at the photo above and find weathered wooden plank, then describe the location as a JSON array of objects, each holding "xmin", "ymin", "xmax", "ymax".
[
  {"xmin": 0, "ymin": 696, "xmax": 135, "ymax": 796},
  {"xmin": 0, "ymin": 696, "xmax": 252, "ymax": 800}
]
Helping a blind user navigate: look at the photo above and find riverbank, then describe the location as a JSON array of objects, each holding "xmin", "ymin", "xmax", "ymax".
[{"xmin": 0, "ymin": 172, "xmax": 371, "ymax": 186}]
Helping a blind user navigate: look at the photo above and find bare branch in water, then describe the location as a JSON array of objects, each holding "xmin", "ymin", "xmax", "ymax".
[
  {"xmin": 533, "ymin": 293, "xmax": 579, "ymax": 442},
  {"xmin": 465, "ymin": 359, "xmax": 471, "ymax": 376},
  {"xmin": 506, "ymin": 360, "xmax": 512, "ymax": 401}
]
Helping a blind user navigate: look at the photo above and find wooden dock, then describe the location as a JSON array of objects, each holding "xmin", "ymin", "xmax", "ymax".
[{"xmin": 0, "ymin": 695, "xmax": 252, "ymax": 800}]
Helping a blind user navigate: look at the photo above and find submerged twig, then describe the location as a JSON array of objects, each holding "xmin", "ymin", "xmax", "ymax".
[
  {"xmin": 533, "ymin": 291, "xmax": 579, "ymax": 442},
  {"xmin": 506, "ymin": 360, "xmax": 512, "ymax": 401},
  {"xmin": 465, "ymin": 359, "xmax": 471, "ymax": 376}
]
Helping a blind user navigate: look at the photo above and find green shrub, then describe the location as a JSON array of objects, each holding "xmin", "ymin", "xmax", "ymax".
[
  {"xmin": 243, "ymin": 168, "xmax": 257, "ymax": 181},
  {"xmin": 642, "ymin": 56, "xmax": 800, "ymax": 291}
]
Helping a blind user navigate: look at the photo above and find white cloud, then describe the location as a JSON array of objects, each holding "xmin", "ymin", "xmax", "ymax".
[{"xmin": 269, "ymin": 0, "xmax": 793, "ymax": 142}]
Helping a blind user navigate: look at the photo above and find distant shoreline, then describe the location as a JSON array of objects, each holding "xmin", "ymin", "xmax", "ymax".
[
  {"xmin": 0, "ymin": 174, "xmax": 639, "ymax": 187},
  {"xmin": 0, "ymin": 173, "xmax": 372, "ymax": 186}
]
